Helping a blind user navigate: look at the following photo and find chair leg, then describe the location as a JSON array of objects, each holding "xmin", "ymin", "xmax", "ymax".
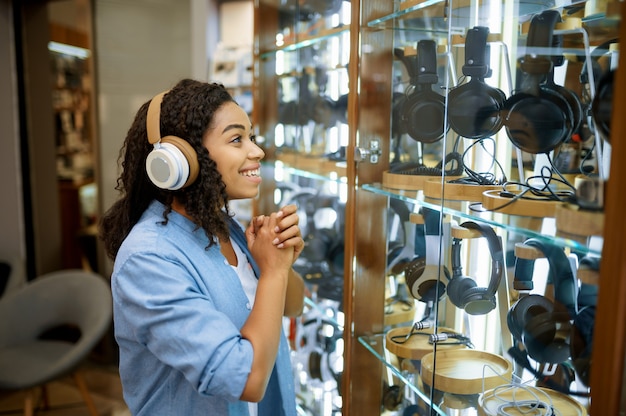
[
  {"xmin": 73, "ymin": 371, "xmax": 100, "ymax": 416},
  {"xmin": 41, "ymin": 384, "xmax": 50, "ymax": 409},
  {"xmin": 23, "ymin": 389, "xmax": 35, "ymax": 416}
]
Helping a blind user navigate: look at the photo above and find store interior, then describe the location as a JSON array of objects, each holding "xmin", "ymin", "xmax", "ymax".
[{"xmin": 1, "ymin": 0, "xmax": 625, "ymax": 415}]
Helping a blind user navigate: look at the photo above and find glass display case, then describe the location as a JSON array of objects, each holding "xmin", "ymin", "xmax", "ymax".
[{"xmin": 254, "ymin": 0, "xmax": 624, "ymax": 413}]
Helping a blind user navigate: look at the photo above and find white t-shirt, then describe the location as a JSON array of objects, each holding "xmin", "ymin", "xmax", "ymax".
[{"xmin": 230, "ymin": 241, "xmax": 258, "ymax": 416}]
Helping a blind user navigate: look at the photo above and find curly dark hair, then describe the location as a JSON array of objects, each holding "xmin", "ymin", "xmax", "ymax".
[{"xmin": 99, "ymin": 79, "xmax": 237, "ymax": 260}]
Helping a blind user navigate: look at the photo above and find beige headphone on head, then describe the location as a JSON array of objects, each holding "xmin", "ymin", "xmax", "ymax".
[{"xmin": 145, "ymin": 91, "xmax": 200, "ymax": 190}]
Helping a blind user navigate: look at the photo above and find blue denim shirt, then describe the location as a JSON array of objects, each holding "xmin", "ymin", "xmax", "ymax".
[{"xmin": 112, "ymin": 200, "xmax": 297, "ymax": 416}]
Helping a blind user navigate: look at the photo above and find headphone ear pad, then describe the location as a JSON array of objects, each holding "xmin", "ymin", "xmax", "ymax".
[
  {"xmin": 448, "ymin": 80, "xmax": 506, "ymax": 139},
  {"xmin": 146, "ymin": 136, "xmax": 199, "ymax": 190},
  {"xmin": 402, "ymin": 90, "xmax": 447, "ymax": 143},
  {"xmin": 505, "ymin": 93, "xmax": 569, "ymax": 154},
  {"xmin": 523, "ymin": 310, "xmax": 571, "ymax": 364},
  {"xmin": 447, "ymin": 276, "xmax": 476, "ymax": 309},
  {"xmin": 571, "ymin": 305, "xmax": 595, "ymax": 386},
  {"xmin": 404, "ymin": 258, "xmax": 447, "ymax": 302},
  {"xmin": 507, "ymin": 294, "xmax": 551, "ymax": 343},
  {"xmin": 461, "ymin": 286, "xmax": 496, "ymax": 315}
]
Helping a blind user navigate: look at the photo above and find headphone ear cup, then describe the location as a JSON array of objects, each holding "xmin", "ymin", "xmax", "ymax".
[
  {"xmin": 303, "ymin": 228, "xmax": 335, "ymax": 263},
  {"xmin": 448, "ymin": 80, "xmax": 506, "ymax": 139},
  {"xmin": 523, "ymin": 311, "xmax": 571, "ymax": 364},
  {"xmin": 507, "ymin": 294, "xmax": 551, "ymax": 344},
  {"xmin": 461, "ymin": 286, "xmax": 496, "ymax": 315},
  {"xmin": 557, "ymin": 85, "xmax": 583, "ymax": 134},
  {"xmin": 402, "ymin": 90, "xmax": 447, "ymax": 143},
  {"xmin": 504, "ymin": 91, "xmax": 570, "ymax": 154},
  {"xmin": 571, "ymin": 305, "xmax": 595, "ymax": 386},
  {"xmin": 447, "ymin": 276, "xmax": 477, "ymax": 309},
  {"xmin": 146, "ymin": 136, "xmax": 199, "ymax": 190},
  {"xmin": 591, "ymin": 69, "xmax": 614, "ymax": 142},
  {"xmin": 404, "ymin": 258, "xmax": 447, "ymax": 303}
]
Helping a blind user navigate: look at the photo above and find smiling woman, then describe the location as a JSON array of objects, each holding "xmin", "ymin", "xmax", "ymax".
[{"xmin": 99, "ymin": 79, "xmax": 305, "ymax": 416}]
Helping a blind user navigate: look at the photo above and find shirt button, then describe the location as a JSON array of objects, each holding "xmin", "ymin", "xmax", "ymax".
[{"xmin": 246, "ymin": 302, "xmax": 251, "ymax": 310}]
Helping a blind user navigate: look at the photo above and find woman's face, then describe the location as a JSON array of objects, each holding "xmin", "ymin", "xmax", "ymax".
[{"xmin": 204, "ymin": 102, "xmax": 265, "ymax": 200}]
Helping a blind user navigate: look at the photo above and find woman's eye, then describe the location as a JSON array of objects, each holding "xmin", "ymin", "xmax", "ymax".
[
  {"xmin": 230, "ymin": 136, "xmax": 242, "ymax": 143},
  {"xmin": 250, "ymin": 135, "xmax": 257, "ymax": 144}
]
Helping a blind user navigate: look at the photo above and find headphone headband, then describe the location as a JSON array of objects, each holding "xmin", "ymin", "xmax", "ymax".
[
  {"xmin": 457, "ymin": 221, "xmax": 504, "ymax": 295},
  {"xmin": 522, "ymin": 10, "xmax": 561, "ymax": 75},
  {"xmin": 462, "ymin": 26, "xmax": 490, "ymax": 78},
  {"xmin": 512, "ymin": 238, "xmax": 577, "ymax": 316},
  {"xmin": 147, "ymin": 91, "xmax": 168, "ymax": 145},
  {"xmin": 416, "ymin": 40, "xmax": 439, "ymax": 85}
]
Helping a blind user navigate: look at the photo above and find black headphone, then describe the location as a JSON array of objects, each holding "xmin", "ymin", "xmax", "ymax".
[
  {"xmin": 570, "ymin": 254, "xmax": 599, "ymax": 387},
  {"xmin": 291, "ymin": 191, "xmax": 345, "ymax": 304},
  {"xmin": 398, "ymin": 40, "xmax": 448, "ymax": 143},
  {"xmin": 591, "ymin": 65, "xmax": 615, "ymax": 143},
  {"xmin": 404, "ymin": 207, "xmax": 451, "ymax": 303},
  {"xmin": 503, "ymin": 10, "xmax": 576, "ymax": 154},
  {"xmin": 146, "ymin": 91, "xmax": 200, "ymax": 190},
  {"xmin": 448, "ymin": 26, "xmax": 506, "ymax": 139},
  {"xmin": 507, "ymin": 239, "xmax": 577, "ymax": 364},
  {"xmin": 447, "ymin": 221, "xmax": 504, "ymax": 315},
  {"xmin": 386, "ymin": 198, "xmax": 415, "ymax": 275},
  {"xmin": 300, "ymin": 317, "xmax": 343, "ymax": 387},
  {"xmin": 388, "ymin": 151, "xmax": 464, "ymax": 177},
  {"xmin": 580, "ymin": 38, "xmax": 618, "ymax": 142},
  {"xmin": 507, "ymin": 346, "xmax": 590, "ymax": 397}
]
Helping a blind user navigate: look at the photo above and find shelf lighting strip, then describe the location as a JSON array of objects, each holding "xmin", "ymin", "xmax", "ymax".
[{"xmin": 48, "ymin": 41, "xmax": 91, "ymax": 59}]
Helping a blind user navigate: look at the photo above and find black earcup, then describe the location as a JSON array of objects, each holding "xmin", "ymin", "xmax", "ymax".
[
  {"xmin": 399, "ymin": 39, "xmax": 448, "ymax": 143},
  {"xmin": 503, "ymin": 10, "xmax": 573, "ymax": 154},
  {"xmin": 570, "ymin": 255, "xmax": 599, "ymax": 386},
  {"xmin": 507, "ymin": 294, "xmax": 552, "ymax": 345},
  {"xmin": 446, "ymin": 274, "xmax": 477, "ymax": 309},
  {"xmin": 448, "ymin": 222, "xmax": 503, "ymax": 315},
  {"xmin": 448, "ymin": 79, "xmax": 506, "ymax": 139},
  {"xmin": 508, "ymin": 293, "xmax": 571, "ymax": 364},
  {"xmin": 523, "ymin": 309, "xmax": 571, "ymax": 364},
  {"xmin": 591, "ymin": 69, "xmax": 614, "ymax": 142},
  {"xmin": 554, "ymin": 82, "xmax": 584, "ymax": 135},
  {"xmin": 382, "ymin": 383, "xmax": 404, "ymax": 411},
  {"xmin": 504, "ymin": 88, "xmax": 571, "ymax": 154},
  {"xmin": 402, "ymin": 89, "xmax": 447, "ymax": 143},
  {"xmin": 448, "ymin": 26, "xmax": 506, "ymax": 139},
  {"xmin": 570, "ymin": 305, "xmax": 595, "ymax": 386},
  {"xmin": 461, "ymin": 286, "xmax": 497, "ymax": 315},
  {"xmin": 302, "ymin": 227, "xmax": 336, "ymax": 263}
]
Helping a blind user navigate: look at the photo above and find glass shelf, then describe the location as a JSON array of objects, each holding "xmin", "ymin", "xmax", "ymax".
[
  {"xmin": 259, "ymin": 26, "xmax": 350, "ymax": 58},
  {"xmin": 265, "ymin": 159, "xmax": 602, "ymax": 255},
  {"xmin": 267, "ymin": 158, "xmax": 348, "ymax": 184},
  {"xmin": 362, "ymin": 182, "xmax": 603, "ymax": 256},
  {"xmin": 366, "ymin": 0, "xmax": 588, "ymax": 30},
  {"xmin": 358, "ymin": 333, "xmax": 448, "ymax": 416}
]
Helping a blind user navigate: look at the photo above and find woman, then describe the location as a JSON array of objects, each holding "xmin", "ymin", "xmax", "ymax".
[{"xmin": 100, "ymin": 79, "xmax": 305, "ymax": 416}]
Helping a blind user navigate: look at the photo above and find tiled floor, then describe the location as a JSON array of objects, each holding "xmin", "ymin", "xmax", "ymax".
[{"xmin": 0, "ymin": 361, "xmax": 129, "ymax": 416}]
